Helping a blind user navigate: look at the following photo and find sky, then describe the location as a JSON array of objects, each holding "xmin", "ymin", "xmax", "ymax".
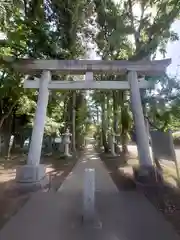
[{"xmin": 163, "ymin": 20, "xmax": 180, "ymax": 76}]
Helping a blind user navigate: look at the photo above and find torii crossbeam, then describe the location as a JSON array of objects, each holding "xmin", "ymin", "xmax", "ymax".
[{"xmin": 4, "ymin": 57, "xmax": 170, "ymax": 75}]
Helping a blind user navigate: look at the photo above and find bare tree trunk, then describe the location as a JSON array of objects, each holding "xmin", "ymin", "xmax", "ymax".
[
  {"xmin": 96, "ymin": 105, "xmax": 100, "ymax": 124},
  {"xmin": 75, "ymin": 92, "xmax": 86, "ymax": 149},
  {"xmin": 72, "ymin": 91, "xmax": 76, "ymax": 152},
  {"xmin": 120, "ymin": 91, "xmax": 129, "ymax": 154},
  {"xmin": 2, "ymin": 115, "xmax": 13, "ymax": 157},
  {"xmin": 0, "ymin": 101, "xmax": 17, "ymax": 130},
  {"xmin": 113, "ymin": 91, "xmax": 118, "ymax": 133},
  {"xmin": 107, "ymin": 92, "xmax": 111, "ymax": 130},
  {"xmin": 113, "ymin": 91, "xmax": 119, "ymax": 153},
  {"xmin": 101, "ymin": 95, "xmax": 109, "ymax": 153}
]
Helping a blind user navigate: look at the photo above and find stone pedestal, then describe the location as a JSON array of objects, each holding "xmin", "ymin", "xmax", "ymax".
[
  {"xmin": 16, "ymin": 164, "xmax": 49, "ymax": 192},
  {"xmin": 133, "ymin": 165, "xmax": 163, "ymax": 185},
  {"xmin": 64, "ymin": 144, "xmax": 72, "ymax": 157}
]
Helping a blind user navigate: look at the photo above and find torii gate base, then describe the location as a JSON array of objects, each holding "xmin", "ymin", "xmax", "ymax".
[
  {"xmin": 8, "ymin": 58, "xmax": 170, "ymax": 190},
  {"xmin": 16, "ymin": 165, "xmax": 49, "ymax": 191}
]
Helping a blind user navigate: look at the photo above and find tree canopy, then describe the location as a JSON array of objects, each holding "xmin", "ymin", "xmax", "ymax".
[{"xmin": 0, "ymin": 0, "xmax": 180, "ymax": 155}]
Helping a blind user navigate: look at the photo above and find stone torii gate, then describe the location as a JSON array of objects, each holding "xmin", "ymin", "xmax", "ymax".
[{"xmin": 10, "ymin": 58, "xmax": 170, "ymax": 189}]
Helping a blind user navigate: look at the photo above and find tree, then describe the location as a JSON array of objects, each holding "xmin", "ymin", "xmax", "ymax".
[
  {"xmin": 92, "ymin": 0, "xmax": 180, "ymax": 153},
  {"xmin": 146, "ymin": 75, "xmax": 180, "ymax": 131},
  {"xmin": 0, "ymin": 0, "xmax": 94, "ymax": 155}
]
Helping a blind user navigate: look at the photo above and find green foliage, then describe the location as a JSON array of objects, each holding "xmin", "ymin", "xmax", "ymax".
[
  {"xmin": 0, "ymin": 0, "xmax": 94, "ymax": 148},
  {"xmin": 0, "ymin": 0, "xmax": 180, "ymax": 152},
  {"xmin": 146, "ymin": 76, "xmax": 180, "ymax": 131},
  {"xmin": 92, "ymin": 0, "xmax": 180, "ymax": 149}
]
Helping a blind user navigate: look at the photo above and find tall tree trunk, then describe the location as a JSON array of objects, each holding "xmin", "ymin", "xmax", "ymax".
[
  {"xmin": 60, "ymin": 94, "xmax": 70, "ymax": 134},
  {"xmin": 2, "ymin": 115, "xmax": 13, "ymax": 157},
  {"xmin": 113, "ymin": 90, "xmax": 119, "ymax": 153},
  {"xmin": 72, "ymin": 91, "xmax": 76, "ymax": 151},
  {"xmin": 10, "ymin": 111, "xmax": 16, "ymax": 152},
  {"xmin": 96, "ymin": 104, "xmax": 100, "ymax": 124},
  {"xmin": 120, "ymin": 91, "xmax": 129, "ymax": 154},
  {"xmin": 75, "ymin": 92, "xmax": 85, "ymax": 149},
  {"xmin": 65, "ymin": 91, "xmax": 73, "ymax": 132},
  {"xmin": 0, "ymin": 101, "xmax": 17, "ymax": 130},
  {"xmin": 113, "ymin": 91, "xmax": 118, "ymax": 134},
  {"xmin": 107, "ymin": 92, "xmax": 111, "ymax": 130},
  {"xmin": 101, "ymin": 94, "xmax": 109, "ymax": 153}
]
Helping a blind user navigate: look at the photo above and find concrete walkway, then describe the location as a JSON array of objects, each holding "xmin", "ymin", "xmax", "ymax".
[{"xmin": 0, "ymin": 144, "xmax": 179, "ymax": 240}]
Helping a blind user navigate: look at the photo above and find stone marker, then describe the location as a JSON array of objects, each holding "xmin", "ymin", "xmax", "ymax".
[{"xmin": 83, "ymin": 168, "xmax": 95, "ymax": 223}]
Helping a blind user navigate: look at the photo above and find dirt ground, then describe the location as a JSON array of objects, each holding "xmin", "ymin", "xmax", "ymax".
[
  {"xmin": 0, "ymin": 151, "xmax": 80, "ymax": 230},
  {"xmin": 99, "ymin": 151, "xmax": 180, "ymax": 236}
]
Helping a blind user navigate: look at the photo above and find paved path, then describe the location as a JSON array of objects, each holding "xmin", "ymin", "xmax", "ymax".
[{"xmin": 0, "ymin": 144, "xmax": 179, "ymax": 240}]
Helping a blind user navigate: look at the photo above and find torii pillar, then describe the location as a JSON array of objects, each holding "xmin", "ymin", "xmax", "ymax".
[
  {"xmin": 16, "ymin": 71, "xmax": 51, "ymax": 189},
  {"xmin": 128, "ymin": 71, "xmax": 152, "ymax": 168}
]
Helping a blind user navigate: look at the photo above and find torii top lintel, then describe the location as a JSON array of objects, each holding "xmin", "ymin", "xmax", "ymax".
[{"xmin": 4, "ymin": 57, "xmax": 171, "ymax": 76}]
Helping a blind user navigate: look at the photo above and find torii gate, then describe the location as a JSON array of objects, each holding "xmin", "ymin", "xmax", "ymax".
[{"xmin": 9, "ymin": 58, "xmax": 170, "ymax": 188}]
